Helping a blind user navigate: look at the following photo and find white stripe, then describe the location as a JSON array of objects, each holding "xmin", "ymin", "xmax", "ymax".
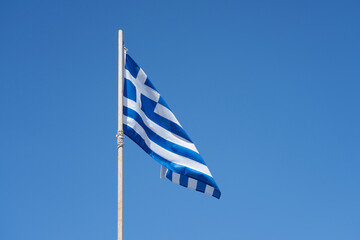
[
  {"xmin": 124, "ymin": 117, "xmax": 212, "ymax": 177},
  {"xmin": 124, "ymin": 97, "xmax": 198, "ymax": 152},
  {"xmin": 187, "ymin": 178, "xmax": 197, "ymax": 190},
  {"xmin": 160, "ymin": 165, "xmax": 167, "ymax": 179},
  {"xmin": 172, "ymin": 172, "xmax": 180, "ymax": 184},
  {"xmin": 154, "ymin": 103, "xmax": 181, "ymax": 126},
  {"xmin": 136, "ymin": 68, "xmax": 147, "ymax": 84},
  {"xmin": 205, "ymin": 185, "xmax": 214, "ymax": 196}
]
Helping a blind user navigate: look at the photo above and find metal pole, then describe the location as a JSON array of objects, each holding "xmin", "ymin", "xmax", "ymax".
[{"xmin": 116, "ymin": 29, "xmax": 124, "ymax": 240}]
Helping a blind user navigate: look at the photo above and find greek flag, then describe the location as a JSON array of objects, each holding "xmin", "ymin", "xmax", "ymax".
[{"xmin": 123, "ymin": 53, "xmax": 221, "ymax": 199}]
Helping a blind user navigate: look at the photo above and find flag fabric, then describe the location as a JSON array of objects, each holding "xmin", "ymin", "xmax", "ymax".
[{"xmin": 123, "ymin": 53, "xmax": 221, "ymax": 199}]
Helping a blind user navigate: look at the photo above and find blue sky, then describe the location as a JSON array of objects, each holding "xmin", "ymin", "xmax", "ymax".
[{"xmin": 1, "ymin": 0, "xmax": 359, "ymax": 239}]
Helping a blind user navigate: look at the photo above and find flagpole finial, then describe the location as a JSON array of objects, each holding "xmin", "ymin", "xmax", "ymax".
[{"xmin": 116, "ymin": 130, "xmax": 124, "ymax": 149}]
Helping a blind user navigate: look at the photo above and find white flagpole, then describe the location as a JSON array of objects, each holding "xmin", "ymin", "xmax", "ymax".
[{"xmin": 116, "ymin": 29, "xmax": 124, "ymax": 240}]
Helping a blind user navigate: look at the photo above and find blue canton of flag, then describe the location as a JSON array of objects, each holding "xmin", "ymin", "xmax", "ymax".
[{"xmin": 123, "ymin": 53, "xmax": 221, "ymax": 199}]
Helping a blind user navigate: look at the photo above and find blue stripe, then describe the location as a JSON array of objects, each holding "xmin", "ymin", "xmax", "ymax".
[
  {"xmin": 123, "ymin": 124, "xmax": 220, "ymax": 193},
  {"xmin": 196, "ymin": 180, "xmax": 206, "ymax": 193},
  {"xmin": 179, "ymin": 174, "xmax": 189, "ymax": 187},
  {"xmin": 124, "ymin": 106, "xmax": 205, "ymax": 164},
  {"xmin": 125, "ymin": 54, "xmax": 140, "ymax": 78},
  {"xmin": 144, "ymin": 77, "xmax": 157, "ymax": 91},
  {"xmin": 140, "ymin": 95, "xmax": 192, "ymax": 143},
  {"xmin": 166, "ymin": 169, "xmax": 173, "ymax": 180},
  {"xmin": 213, "ymin": 189, "xmax": 221, "ymax": 199},
  {"xmin": 123, "ymin": 79, "xmax": 137, "ymax": 102}
]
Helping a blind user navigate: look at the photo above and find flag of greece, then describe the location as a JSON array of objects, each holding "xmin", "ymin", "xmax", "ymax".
[{"xmin": 123, "ymin": 53, "xmax": 221, "ymax": 199}]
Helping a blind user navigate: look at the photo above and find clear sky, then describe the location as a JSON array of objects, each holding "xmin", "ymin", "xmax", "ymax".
[{"xmin": 1, "ymin": 0, "xmax": 359, "ymax": 239}]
